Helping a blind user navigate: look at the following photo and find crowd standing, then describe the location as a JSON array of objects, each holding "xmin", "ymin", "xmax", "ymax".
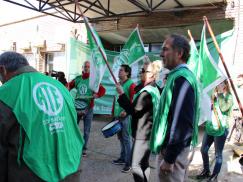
[{"xmin": 0, "ymin": 33, "xmax": 242, "ymax": 182}]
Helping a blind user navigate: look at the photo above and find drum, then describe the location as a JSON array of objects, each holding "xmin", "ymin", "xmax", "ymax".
[{"xmin": 101, "ymin": 120, "xmax": 122, "ymax": 138}]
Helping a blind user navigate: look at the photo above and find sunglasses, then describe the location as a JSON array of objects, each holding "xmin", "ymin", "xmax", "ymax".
[{"xmin": 139, "ymin": 68, "xmax": 152, "ymax": 74}]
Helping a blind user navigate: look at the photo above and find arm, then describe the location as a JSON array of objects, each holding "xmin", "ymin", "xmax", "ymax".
[
  {"xmin": 118, "ymin": 91, "xmax": 152, "ymax": 117},
  {"xmin": 67, "ymin": 79, "xmax": 75, "ymax": 90},
  {"xmin": 163, "ymin": 77, "xmax": 195, "ymax": 164},
  {"xmin": 94, "ymin": 84, "xmax": 106, "ymax": 98},
  {"xmin": 218, "ymin": 93, "xmax": 233, "ymax": 113},
  {"xmin": 0, "ymin": 102, "xmax": 17, "ymax": 181}
]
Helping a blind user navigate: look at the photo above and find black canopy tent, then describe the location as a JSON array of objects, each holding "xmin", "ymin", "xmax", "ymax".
[{"xmin": 2, "ymin": 0, "xmax": 226, "ymax": 23}]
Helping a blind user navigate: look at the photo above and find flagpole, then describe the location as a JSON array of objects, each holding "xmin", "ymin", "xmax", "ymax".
[
  {"xmin": 75, "ymin": 0, "xmax": 118, "ymax": 84},
  {"xmin": 203, "ymin": 16, "xmax": 243, "ymax": 117},
  {"xmin": 187, "ymin": 29, "xmax": 193, "ymax": 41}
]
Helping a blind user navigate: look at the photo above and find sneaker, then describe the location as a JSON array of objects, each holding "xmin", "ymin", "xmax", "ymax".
[
  {"xmin": 112, "ymin": 159, "xmax": 125, "ymax": 165},
  {"xmin": 196, "ymin": 169, "xmax": 211, "ymax": 179},
  {"xmin": 121, "ymin": 166, "xmax": 131, "ymax": 173},
  {"xmin": 82, "ymin": 150, "xmax": 87, "ymax": 157},
  {"xmin": 207, "ymin": 174, "xmax": 218, "ymax": 182}
]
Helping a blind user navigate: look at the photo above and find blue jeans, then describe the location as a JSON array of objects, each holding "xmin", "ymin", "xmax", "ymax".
[
  {"xmin": 200, "ymin": 129, "xmax": 228, "ymax": 175},
  {"xmin": 78, "ymin": 108, "xmax": 93, "ymax": 150},
  {"xmin": 117, "ymin": 116, "xmax": 132, "ymax": 167}
]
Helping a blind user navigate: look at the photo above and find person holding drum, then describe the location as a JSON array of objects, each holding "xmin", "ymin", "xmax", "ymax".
[
  {"xmin": 116, "ymin": 60, "xmax": 161, "ymax": 182},
  {"xmin": 68, "ymin": 61, "xmax": 106, "ymax": 156},
  {"xmin": 112, "ymin": 64, "xmax": 136, "ymax": 173}
]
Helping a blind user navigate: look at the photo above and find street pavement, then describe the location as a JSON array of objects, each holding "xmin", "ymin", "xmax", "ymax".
[{"xmin": 78, "ymin": 115, "xmax": 243, "ymax": 182}]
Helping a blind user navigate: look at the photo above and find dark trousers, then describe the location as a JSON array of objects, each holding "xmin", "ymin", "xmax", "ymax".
[
  {"xmin": 131, "ymin": 139, "xmax": 151, "ymax": 182},
  {"xmin": 200, "ymin": 129, "xmax": 228, "ymax": 175},
  {"xmin": 77, "ymin": 108, "xmax": 93, "ymax": 150},
  {"xmin": 117, "ymin": 116, "xmax": 132, "ymax": 167}
]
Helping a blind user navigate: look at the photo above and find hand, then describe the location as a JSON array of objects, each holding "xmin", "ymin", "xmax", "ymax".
[
  {"xmin": 116, "ymin": 83, "xmax": 124, "ymax": 95},
  {"xmin": 93, "ymin": 93, "xmax": 98, "ymax": 99},
  {"xmin": 160, "ymin": 159, "xmax": 174, "ymax": 175},
  {"xmin": 120, "ymin": 111, "xmax": 127, "ymax": 118}
]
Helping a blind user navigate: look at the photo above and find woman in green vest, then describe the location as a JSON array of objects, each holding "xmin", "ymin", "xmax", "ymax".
[
  {"xmin": 197, "ymin": 80, "xmax": 233, "ymax": 182},
  {"xmin": 116, "ymin": 60, "xmax": 161, "ymax": 182}
]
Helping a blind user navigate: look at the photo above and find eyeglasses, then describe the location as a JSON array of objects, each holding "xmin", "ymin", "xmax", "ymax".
[{"xmin": 139, "ymin": 68, "xmax": 152, "ymax": 74}]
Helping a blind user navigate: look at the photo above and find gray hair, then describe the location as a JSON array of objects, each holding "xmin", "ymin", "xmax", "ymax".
[
  {"xmin": 0, "ymin": 51, "xmax": 29, "ymax": 72},
  {"xmin": 168, "ymin": 34, "xmax": 190, "ymax": 63}
]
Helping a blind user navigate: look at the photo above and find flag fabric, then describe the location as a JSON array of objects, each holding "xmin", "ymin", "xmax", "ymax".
[
  {"xmin": 187, "ymin": 25, "xmax": 226, "ymax": 124},
  {"xmin": 111, "ymin": 27, "xmax": 145, "ymax": 83},
  {"xmin": 187, "ymin": 36, "xmax": 201, "ymax": 80},
  {"xmin": 199, "ymin": 24, "xmax": 226, "ymax": 93},
  {"xmin": 84, "ymin": 16, "xmax": 107, "ymax": 93}
]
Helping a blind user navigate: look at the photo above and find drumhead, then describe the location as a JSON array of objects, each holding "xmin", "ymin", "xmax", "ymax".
[{"xmin": 102, "ymin": 120, "xmax": 119, "ymax": 131}]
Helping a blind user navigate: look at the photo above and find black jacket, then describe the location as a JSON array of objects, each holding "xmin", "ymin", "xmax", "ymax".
[{"xmin": 118, "ymin": 82, "xmax": 156, "ymax": 140}]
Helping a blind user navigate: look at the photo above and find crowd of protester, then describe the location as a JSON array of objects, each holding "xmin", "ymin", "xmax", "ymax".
[{"xmin": 0, "ymin": 34, "xmax": 242, "ymax": 182}]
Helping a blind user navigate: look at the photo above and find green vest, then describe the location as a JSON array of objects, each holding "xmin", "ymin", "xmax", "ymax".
[
  {"xmin": 150, "ymin": 66, "xmax": 200, "ymax": 153},
  {"xmin": 114, "ymin": 79, "xmax": 134, "ymax": 117},
  {"xmin": 205, "ymin": 93, "xmax": 233, "ymax": 136},
  {"xmin": 75, "ymin": 75, "xmax": 93, "ymax": 101},
  {"xmin": 0, "ymin": 72, "xmax": 84, "ymax": 182}
]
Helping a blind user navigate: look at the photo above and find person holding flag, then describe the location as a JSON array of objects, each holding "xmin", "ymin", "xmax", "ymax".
[
  {"xmin": 197, "ymin": 80, "xmax": 233, "ymax": 181},
  {"xmin": 115, "ymin": 60, "xmax": 161, "ymax": 182},
  {"xmin": 0, "ymin": 51, "xmax": 83, "ymax": 182},
  {"xmin": 150, "ymin": 34, "xmax": 200, "ymax": 182},
  {"xmin": 68, "ymin": 61, "xmax": 106, "ymax": 157}
]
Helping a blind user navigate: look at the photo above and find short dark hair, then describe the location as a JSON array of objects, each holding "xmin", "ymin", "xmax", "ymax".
[
  {"xmin": 0, "ymin": 51, "xmax": 29, "ymax": 72},
  {"xmin": 169, "ymin": 34, "xmax": 190, "ymax": 63},
  {"xmin": 121, "ymin": 64, "xmax": 132, "ymax": 78}
]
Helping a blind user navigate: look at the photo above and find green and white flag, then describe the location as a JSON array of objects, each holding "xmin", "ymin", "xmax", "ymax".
[
  {"xmin": 111, "ymin": 27, "xmax": 145, "ymax": 83},
  {"xmin": 188, "ymin": 36, "xmax": 201, "ymax": 80},
  {"xmin": 198, "ymin": 24, "xmax": 226, "ymax": 124},
  {"xmin": 199, "ymin": 24, "xmax": 226, "ymax": 93},
  {"xmin": 84, "ymin": 16, "xmax": 107, "ymax": 92}
]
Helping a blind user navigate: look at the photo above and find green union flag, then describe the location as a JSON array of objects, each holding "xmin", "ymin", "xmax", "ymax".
[
  {"xmin": 199, "ymin": 24, "xmax": 226, "ymax": 93},
  {"xmin": 122, "ymin": 27, "xmax": 145, "ymax": 65},
  {"xmin": 111, "ymin": 27, "xmax": 145, "ymax": 82},
  {"xmin": 187, "ymin": 25, "xmax": 226, "ymax": 124},
  {"xmin": 198, "ymin": 25, "xmax": 226, "ymax": 124},
  {"xmin": 84, "ymin": 16, "xmax": 107, "ymax": 92},
  {"xmin": 187, "ymin": 36, "xmax": 202, "ymax": 81}
]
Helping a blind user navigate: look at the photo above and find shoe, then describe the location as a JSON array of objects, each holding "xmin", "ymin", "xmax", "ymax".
[
  {"xmin": 82, "ymin": 150, "xmax": 87, "ymax": 157},
  {"xmin": 121, "ymin": 166, "xmax": 131, "ymax": 173},
  {"xmin": 207, "ymin": 174, "xmax": 218, "ymax": 182},
  {"xmin": 112, "ymin": 159, "xmax": 125, "ymax": 165},
  {"xmin": 196, "ymin": 169, "xmax": 211, "ymax": 179}
]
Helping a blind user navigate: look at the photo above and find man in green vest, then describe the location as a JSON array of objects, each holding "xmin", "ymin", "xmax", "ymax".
[
  {"xmin": 150, "ymin": 34, "xmax": 199, "ymax": 182},
  {"xmin": 112, "ymin": 64, "xmax": 136, "ymax": 173},
  {"xmin": 68, "ymin": 61, "xmax": 106, "ymax": 157},
  {"xmin": 0, "ymin": 51, "xmax": 84, "ymax": 182}
]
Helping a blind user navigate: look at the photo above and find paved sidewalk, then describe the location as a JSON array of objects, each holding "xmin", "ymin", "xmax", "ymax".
[{"xmin": 79, "ymin": 116, "xmax": 243, "ymax": 182}]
